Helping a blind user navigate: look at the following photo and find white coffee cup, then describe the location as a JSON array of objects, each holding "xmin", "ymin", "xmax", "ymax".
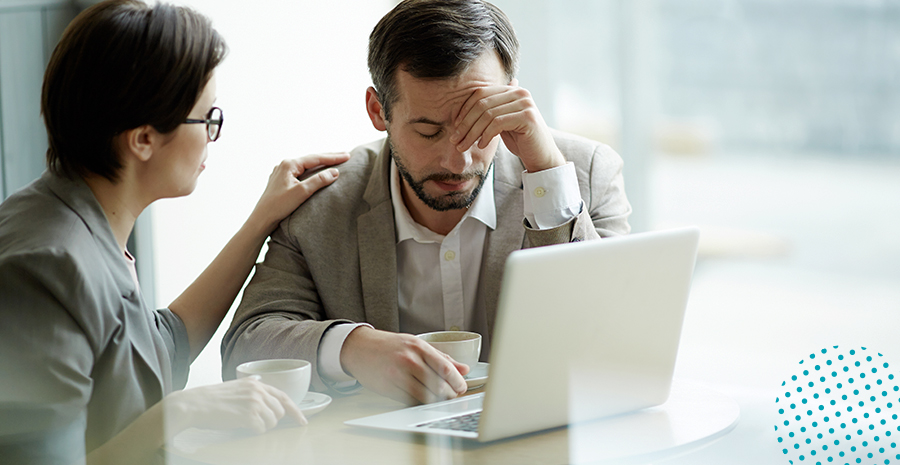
[
  {"xmin": 236, "ymin": 359, "xmax": 311, "ymax": 405},
  {"xmin": 416, "ymin": 331, "xmax": 482, "ymax": 368}
]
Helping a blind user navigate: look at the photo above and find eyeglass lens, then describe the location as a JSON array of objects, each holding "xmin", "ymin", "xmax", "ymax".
[{"xmin": 207, "ymin": 107, "xmax": 222, "ymax": 141}]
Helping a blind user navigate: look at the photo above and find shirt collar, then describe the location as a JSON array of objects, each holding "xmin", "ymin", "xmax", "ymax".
[{"xmin": 390, "ymin": 160, "xmax": 497, "ymax": 244}]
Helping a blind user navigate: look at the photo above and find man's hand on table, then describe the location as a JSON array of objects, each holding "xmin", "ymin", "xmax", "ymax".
[
  {"xmin": 450, "ymin": 80, "xmax": 566, "ymax": 173},
  {"xmin": 340, "ymin": 326, "xmax": 471, "ymax": 405}
]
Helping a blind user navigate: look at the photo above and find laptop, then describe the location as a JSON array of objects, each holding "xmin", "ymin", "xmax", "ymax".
[{"xmin": 345, "ymin": 226, "xmax": 700, "ymax": 442}]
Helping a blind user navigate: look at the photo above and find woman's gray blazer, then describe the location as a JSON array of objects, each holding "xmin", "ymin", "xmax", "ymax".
[{"xmin": 0, "ymin": 172, "xmax": 191, "ymax": 464}]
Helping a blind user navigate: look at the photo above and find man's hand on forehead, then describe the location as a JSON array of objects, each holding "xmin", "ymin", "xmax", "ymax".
[{"xmin": 449, "ymin": 82, "xmax": 566, "ymax": 173}]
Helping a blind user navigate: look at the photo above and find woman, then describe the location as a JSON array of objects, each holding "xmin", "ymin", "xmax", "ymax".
[{"xmin": 0, "ymin": 1, "xmax": 349, "ymax": 463}]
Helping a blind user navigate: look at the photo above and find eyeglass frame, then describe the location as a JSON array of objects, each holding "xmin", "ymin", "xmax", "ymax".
[{"xmin": 184, "ymin": 106, "xmax": 223, "ymax": 141}]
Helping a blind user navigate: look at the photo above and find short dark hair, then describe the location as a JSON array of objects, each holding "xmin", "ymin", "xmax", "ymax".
[
  {"xmin": 42, "ymin": 0, "xmax": 226, "ymax": 182},
  {"xmin": 367, "ymin": 0, "xmax": 519, "ymax": 121}
]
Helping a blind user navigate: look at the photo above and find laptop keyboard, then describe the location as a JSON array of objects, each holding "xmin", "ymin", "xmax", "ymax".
[{"xmin": 418, "ymin": 411, "xmax": 481, "ymax": 432}]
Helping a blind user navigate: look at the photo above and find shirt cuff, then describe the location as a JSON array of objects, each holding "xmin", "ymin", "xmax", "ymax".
[
  {"xmin": 318, "ymin": 322, "xmax": 373, "ymax": 384},
  {"xmin": 523, "ymin": 162, "xmax": 584, "ymax": 229}
]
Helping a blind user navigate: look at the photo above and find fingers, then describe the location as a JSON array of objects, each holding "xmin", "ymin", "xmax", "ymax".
[
  {"xmin": 285, "ymin": 401, "xmax": 308, "ymax": 426},
  {"xmin": 425, "ymin": 346, "xmax": 469, "ymax": 397},
  {"xmin": 285, "ymin": 152, "xmax": 351, "ymax": 177},
  {"xmin": 378, "ymin": 346, "xmax": 448, "ymax": 405},
  {"xmin": 443, "ymin": 352, "xmax": 471, "ymax": 377},
  {"xmin": 389, "ymin": 375, "xmax": 432, "ymax": 405},
  {"xmin": 459, "ymin": 101, "xmax": 529, "ymax": 152},
  {"xmin": 299, "ymin": 151, "xmax": 351, "ymax": 169},
  {"xmin": 262, "ymin": 384, "xmax": 308, "ymax": 426},
  {"xmin": 241, "ymin": 379, "xmax": 281, "ymax": 432},
  {"xmin": 278, "ymin": 152, "xmax": 347, "ymax": 198},
  {"xmin": 235, "ymin": 379, "xmax": 291, "ymax": 432},
  {"xmin": 418, "ymin": 344, "xmax": 468, "ymax": 398},
  {"xmin": 288, "ymin": 167, "xmax": 339, "ymax": 204},
  {"xmin": 451, "ymin": 86, "xmax": 534, "ymax": 152},
  {"xmin": 383, "ymin": 347, "xmax": 461, "ymax": 404},
  {"xmin": 453, "ymin": 86, "xmax": 508, "ymax": 127},
  {"xmin": 408, "ymin": 367, "xmax": 454, "ymax": 404},
  {"xmin": 256, "ymin": 384, "xmax": 287, "ymax": 420},
  {"xmin": 248, "ymin": 379, "xmax": 311, "ymax": 427}
]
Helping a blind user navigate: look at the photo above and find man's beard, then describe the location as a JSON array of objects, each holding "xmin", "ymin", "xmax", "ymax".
[{"xmin": 389, "ymin": 136, "xmax": 491, "ymax": 212}]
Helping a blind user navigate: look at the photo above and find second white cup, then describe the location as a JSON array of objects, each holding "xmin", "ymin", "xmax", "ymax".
[
  {"xmin": 416, "ymin": 331, "xmax": 482, "ymax": 368},
  {"xmin": 236, "ymin": 359, "xmax": 311, "ymax": 405}
]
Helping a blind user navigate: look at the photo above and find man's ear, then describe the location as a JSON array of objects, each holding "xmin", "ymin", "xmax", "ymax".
[
  {"xmin": 365, "ymin": 86, "xmax": 387, "ymax": 132},
  {"xmin": 510, "ymin": 77, "xmax": 519, "ymax": 87},
  {"xmin": 118, "ymin": 125, "xmax": 155, "ymax": 163}
]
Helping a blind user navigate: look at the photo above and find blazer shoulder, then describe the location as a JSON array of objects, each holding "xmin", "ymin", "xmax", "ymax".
[
  {"xmin": 0, "ymin": 186, "xmax": 124, "ymax": 335},
  {"xmin": 282, "ymin": 139, "xmax": 386, "ymax": 233},
  {"xmin": 550, "ymin": 128, "xmax": 622, "ymax": 169},
  {"xmin": 0, "ymin": 241, "xmax": 112, "ymax": 345},
  {"xmin": 0, "ymin": 182, "xmax": 89, "ymax": 258}
]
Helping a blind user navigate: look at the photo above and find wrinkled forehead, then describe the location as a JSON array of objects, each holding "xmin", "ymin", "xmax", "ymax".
[{"xmin": 393, "ymin": 51, "xmax": 508, "ymax": 123}]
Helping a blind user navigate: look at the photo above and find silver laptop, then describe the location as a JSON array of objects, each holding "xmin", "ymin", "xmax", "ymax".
[{"xmin": 345, "ymin": 226, "xmax": 700, "ymax": 442}]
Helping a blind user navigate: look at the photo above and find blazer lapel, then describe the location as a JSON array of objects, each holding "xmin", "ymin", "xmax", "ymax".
[
  {"xmin": 478, "ymin": 147, "xmax": 526, "ymax": 337},
  {"xmin": 358, "ymin": 142, "xmax": 400, "ymax": 331},
  {"xmin": 45, "ymin": 172, "xmax": 168, "ymax": 396}
]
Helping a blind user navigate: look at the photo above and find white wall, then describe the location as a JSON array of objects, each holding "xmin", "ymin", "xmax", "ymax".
[{"xmin": 155, "ymin": 0, "xmax": 392, "ymax": 388}]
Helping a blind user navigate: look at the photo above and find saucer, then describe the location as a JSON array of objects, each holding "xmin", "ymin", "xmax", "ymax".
[
  {"xmin": 464, "ymin": 362, "xmax": 489, "ymax": 390},
  {"xmin": 296, "ymin": 392, "xmax": 332, "ymax": 417}
]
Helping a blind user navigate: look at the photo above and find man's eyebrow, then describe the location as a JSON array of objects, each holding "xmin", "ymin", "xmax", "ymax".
[{"xmin": 407, "ymin": 117, "xmax": 444, "ymax": 126}]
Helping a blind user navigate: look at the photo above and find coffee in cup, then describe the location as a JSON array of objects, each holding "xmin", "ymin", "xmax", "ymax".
[
  {"xmin": 236, "ymin": 359, "xmax": 311, "ymax": 405},
  {"xmin": 416, "ymin": 331, "xmax": 482, "ymax": 368}
]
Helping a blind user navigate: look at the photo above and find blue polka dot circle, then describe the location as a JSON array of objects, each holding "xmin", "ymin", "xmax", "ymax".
[{"xmin": 776, "ymin": 346, "xmax": 900, "ymax": 465}]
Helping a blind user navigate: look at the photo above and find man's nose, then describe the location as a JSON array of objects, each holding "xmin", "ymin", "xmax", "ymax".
[{"xmin": 439, "ymin": 141, "xmax": 473, "ymax": 174}]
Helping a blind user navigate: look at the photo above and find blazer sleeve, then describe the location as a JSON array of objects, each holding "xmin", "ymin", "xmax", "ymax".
[
  {"xmin": 0, "ymin": 251, "xmax": 94, "ymax": 465},
  {"xmin": 523, "ymin": 141, "xmax": 632, "ymax": 247},
  {"xmin": 153, "ymin": 309, "xmax": 191, "ymax": 391},
  {"xmin": 220, "ymin": 218, "xmax": 354, "ymax": 392}
]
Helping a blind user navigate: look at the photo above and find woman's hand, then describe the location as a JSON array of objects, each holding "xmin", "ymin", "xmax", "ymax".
[
  {"xmin": 251, "ymin": 153, "xmax": 351, "ymax": 234},
  {"xmin": 87, "ymin": 377, "xmax": 305, "ymax": 464},
  {"xmin": 165, "ymin": 377, "xmax": 307, "ymax": 435}
]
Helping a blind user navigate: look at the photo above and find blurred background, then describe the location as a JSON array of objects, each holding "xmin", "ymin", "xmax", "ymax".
[{"xmin": 1, "ymin": 0, "xmax": 898, "ymax": 463}]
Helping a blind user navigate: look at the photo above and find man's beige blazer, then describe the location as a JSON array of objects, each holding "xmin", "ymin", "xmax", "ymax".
[{"xmin": 221, "ymin": 130, "xmax": 631, "ymax": 393}]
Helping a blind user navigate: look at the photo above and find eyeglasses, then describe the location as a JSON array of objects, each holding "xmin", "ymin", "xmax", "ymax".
[{"xmin": 184, "ymin": 106, "xmax": 223, "ymax": 141}]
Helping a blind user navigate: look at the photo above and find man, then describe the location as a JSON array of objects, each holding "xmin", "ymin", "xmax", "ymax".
[{"xmin": 221, "ymin": 0, "xmax": 631, "ymax": 405}]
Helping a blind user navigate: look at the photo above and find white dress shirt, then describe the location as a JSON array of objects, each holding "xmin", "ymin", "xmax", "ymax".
[
  {"xmin": 394, "ymin": 162, "xmax": 496, "ymax": 336},
  {"xmin": 317, "ymin": 159, "xmax": 583, "ymax": 385}
]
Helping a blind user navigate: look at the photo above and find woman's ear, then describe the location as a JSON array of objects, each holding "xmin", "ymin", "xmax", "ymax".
[
  {"xmin": 365, "ymin": 86, "xmax": 387, "ymax": 132},
  {"xmin": 117, "ymin": 125, "xmax": 156, "ymax": 162}
]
